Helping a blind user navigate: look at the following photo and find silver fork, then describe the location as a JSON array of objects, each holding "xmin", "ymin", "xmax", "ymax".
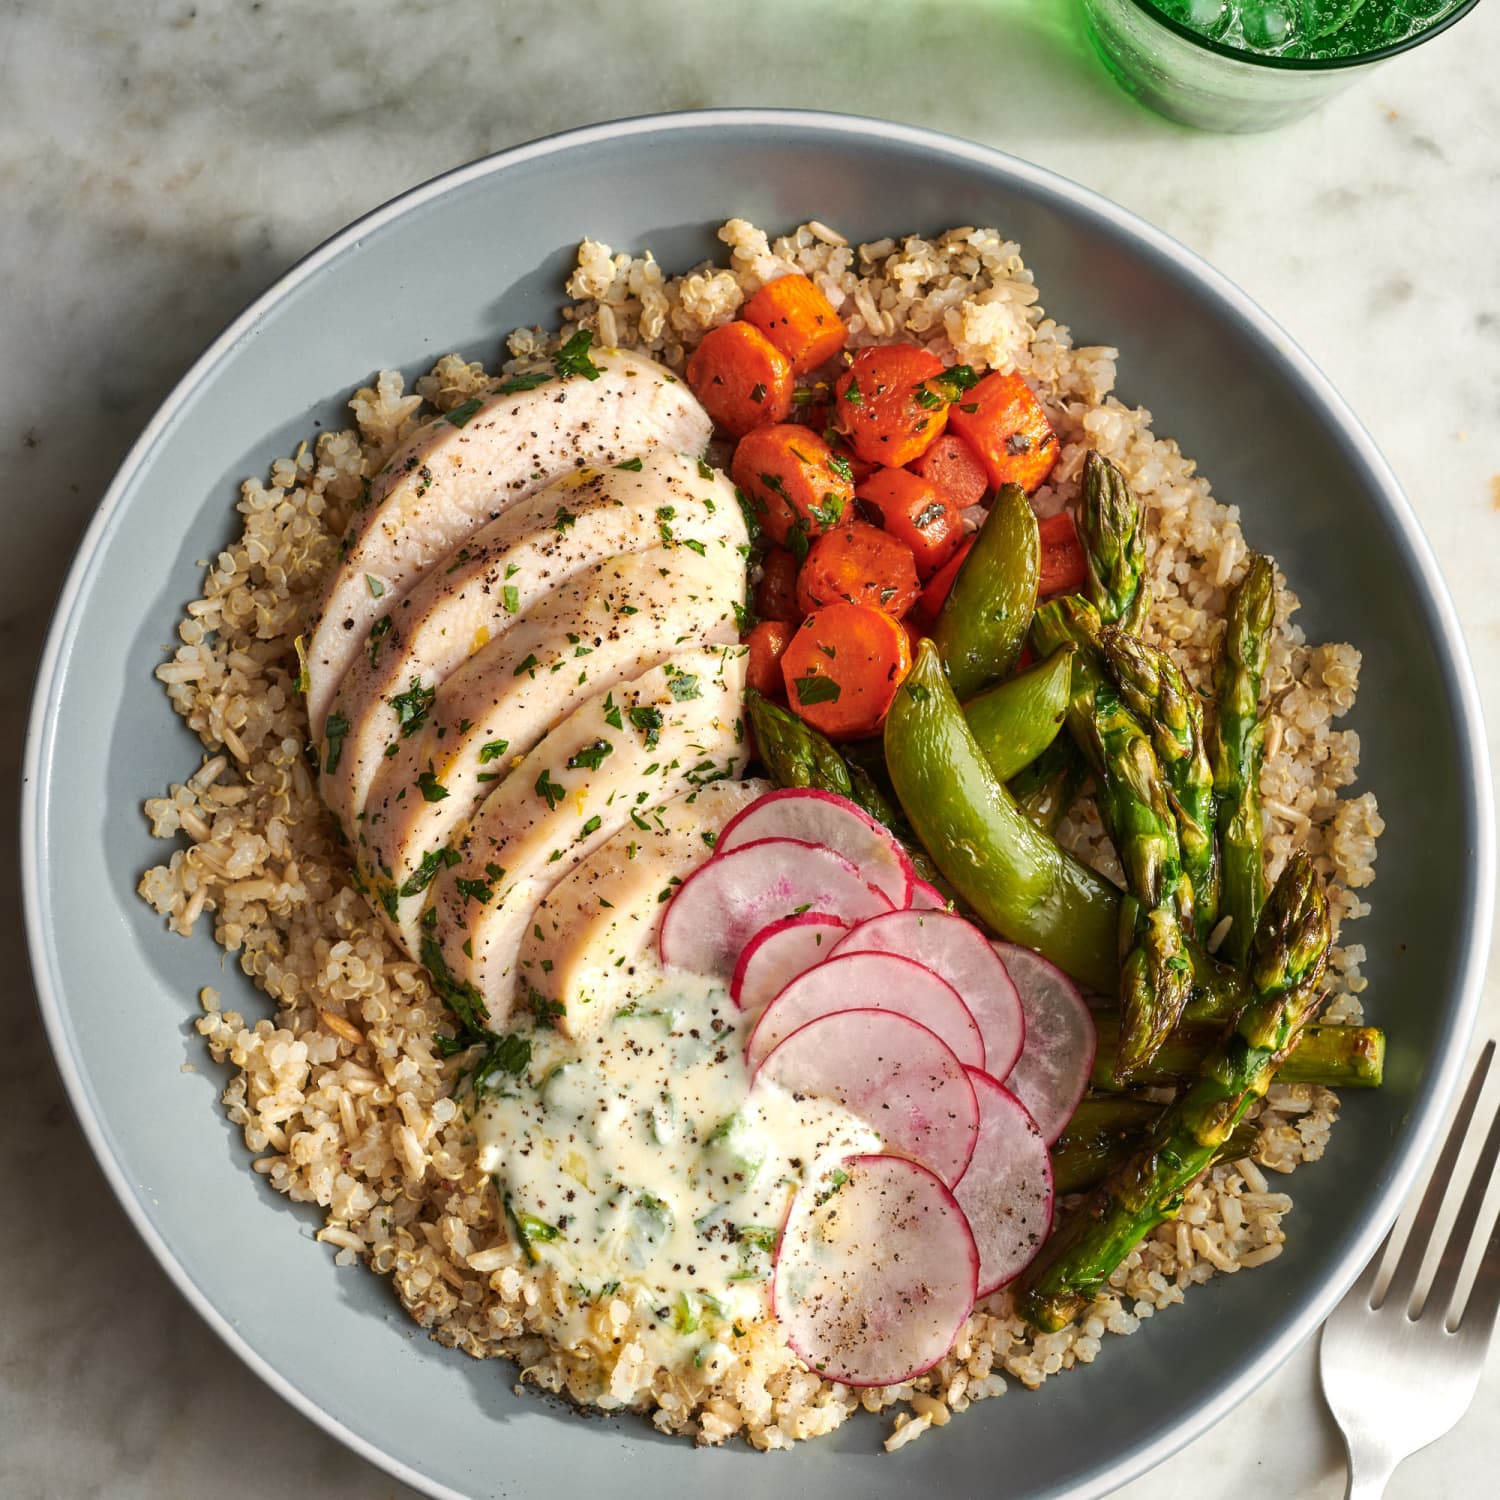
[{"xmin": 1319, "ymin": 1038, "xmax": 1500, "ymax": 1499}]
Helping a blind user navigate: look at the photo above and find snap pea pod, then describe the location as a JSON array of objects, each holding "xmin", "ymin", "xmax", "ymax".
[
  {"xmin": 963, "ymin": 646, "xmax": 1074, "ymax": 784},
  {"xmin": 884, "ymin": 639, "xmax": 1121, "ymax": 995},
  {"xmin": 1052, "ymin": 1099, "xmax": 1259, "ymax": 1197},
  {"xmin": 1030, "ymin": 593, "xmax": 1109, "ymax": 775},
  {"xmin": 931, "ymin": 483, "xmax": 1040, "ymax": 700}
]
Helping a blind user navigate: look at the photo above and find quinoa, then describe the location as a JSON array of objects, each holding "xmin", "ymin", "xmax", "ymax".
[{"xmin": 138, "ymin": 220, "xmax": 1379, "ymax": 1452}]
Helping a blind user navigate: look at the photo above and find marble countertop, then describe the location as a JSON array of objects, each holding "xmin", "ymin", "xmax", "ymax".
[{"xmin": 2, "ymin": 2, "xmax": 1497, "ymax": 1496}]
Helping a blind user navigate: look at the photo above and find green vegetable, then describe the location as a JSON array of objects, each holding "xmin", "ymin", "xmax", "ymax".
[
  {"xmin": 505, "ymin": 1194, "xmax": 560, "ymax": 1262},
  {"xmin": 962, "ymin": 646, "xmax": 1074, "ymax": 784},
  {"xmin": 323, "ymin": 711, "xmax": 350, "ymax": 775},
  {"xmin": 1007, "ymin": 736, "xmax": 1089, "ymax": 834},
  {"xmin": 552, "ymin": 328, "xmax": 601, "ymax": 381},
  {"xmin": 1016, "ymin": 851, "xmax": 1330, "ymax": 1331},
  {"xmin": 1211, "ymin": 554, "xmax": 1276, "ymax": 969},
  {"xmin": 1051, "ymin": 1099, "xmax": 1260, "ymax": 1197},
  {"xmin": 390, "ymin": 677, "xmax": 436, "ymax": 737},
  {"xmin": 930, "ymin": 483, "xmax": 1040, "ymax": 699},
  {"xmin": 884, "ymin": 640, "xmax": 1120, "ymax": 994},
  {"xmin": 1080, "ymin": 450, "xmax": 1149, "ymax": 631},
  {"xmin": 703, "ymin": 1111, "xmax": 768, "ymax": 1182}
]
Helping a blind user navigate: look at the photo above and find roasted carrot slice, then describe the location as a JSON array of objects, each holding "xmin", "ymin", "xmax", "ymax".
[
  {"xmin": 945, "ymin": 371, "xmax": 1059, "ymax": 493},
  {"xmin": 1038, "ymin": 511, "xmax": 1088, "ymax": 599},
  {"xmin": 754, "ymin": 546, "xmax": 803, "ymax": 624},
  {"xmin": 781, "ymin": 602, "xmax": 914, "ymax": 741},
  {"xmin": 686, "ymin": 322, "xmax": 795, "ymax": 437},
  {"xmin": 795, "ymin": 520, "xmax": 921, "ymax": 619},
  {"xmin": 917, "ymin": 535, "xmax": 975, "ymax": 621},
  {"xmin": 833, "ymin": 345, "xmax": 949, "ymax": 467},
  {"xmin": 743, "ymin": 275, "xmax": 848, "ymax": 375},
  {"xmin": 910, "ymin": 432, "xmax": 990, "ymax": 512},
  {"xmin": 856, "ymin": 467, "xmax": 964, "ymax": 581},
  {"xmin": 746, "ymin": 620, "xmax": 794, "ymax": 699},
  {"xmin": 731, "ymin": 424, "xmax": 856, "ymax": 554}
]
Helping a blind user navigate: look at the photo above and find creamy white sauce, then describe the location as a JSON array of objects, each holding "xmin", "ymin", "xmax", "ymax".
[{"xmin": 475, "ymin": 972, "xmax": 881, "ymax": 1365}]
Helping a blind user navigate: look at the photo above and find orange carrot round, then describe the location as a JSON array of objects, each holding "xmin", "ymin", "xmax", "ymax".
[
  {"xmin": 917, "ymin": 535, "xmax": 975, "ymax": 621},
  {"xmin": 910, "ymin": 431, "xmax": 990, "ymax": 513},
  {"xmin": 754, "ymin": 546, "xmax": 803, "ymax": 624},
  {"xmin": 833, "ymin": 345, "xmax": 949, "ymax": 467},
  {"xmin": 743, "ymin": 274, "xmax": 848, "ymax": 375},
  {"xmin": 731, "ymin": 424, "xmax": 856, "ymax": 553},
  {"xmin": 795, "ymin": 520, "xmax": 921, "ymax": 618},
  {"xmin": 781, "ymin": 602, "xmax": 913, "ymax": 741},
  {"xmin": 1038, "ymin": 510, "xmax": 1088, "ymax": 599},
  {"xmin": 686, "ymin": 322, "xmax": 795, "ymax": 437},
  {"xmin": 945, "ymin": 371, "xmax": 1059, "ymax": 493},
  {"xmin": 856, "ymin": 467, "xmax": 964, "ymax": 581},
  {"xmin": 746, "ymin": 620, "xmax": 794, "ymax": 699}
]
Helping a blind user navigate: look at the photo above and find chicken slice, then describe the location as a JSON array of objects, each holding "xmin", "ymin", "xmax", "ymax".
[
  {"xmin": 319, "ymin": 450, "xmax": 746, "ymax": 837},
  {"xmin": 519, "ymin": 778, "xmax": 770, "ymax": 1037},
  {"xmin": 420, "ymin": 645, "xmax": 748, "ymax": 1029},
  {"xmin": 305, "ymin": 347, "xmax": 711, "ymax": 737},
  {"xmin": 359, "ymin": 546, "xmax": 743, "ymax": 954}
]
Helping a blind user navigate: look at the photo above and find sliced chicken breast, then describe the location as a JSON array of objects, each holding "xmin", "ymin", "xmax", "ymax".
[
  {"xmin": 319, "ymin": 450, "xmax": 746, "ymax": 838},
  {"xmin": 359, "ymin": 546, "xmax": 743, "ymax": 954},
  {"xmin": 305, "ymin": 347, "xmax": 711, "ymax": 737},
  {"xmin": 422, "ymin": 645, "xmax": 748, "ymax": 1029},
  {"xmin": 519, "ymin": 778, "xmax": 770, "ymax": 1037}
]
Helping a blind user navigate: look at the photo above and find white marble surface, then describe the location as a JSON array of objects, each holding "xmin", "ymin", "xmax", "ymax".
[{"xmin": 2, "ymin": 2, "xmax": 1497, "ymax": 1496}]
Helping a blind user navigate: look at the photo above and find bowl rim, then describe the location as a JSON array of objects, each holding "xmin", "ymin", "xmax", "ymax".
[{"xmin": 21, "ymin": 107, "xmax": 1495, "ymax": 1500}]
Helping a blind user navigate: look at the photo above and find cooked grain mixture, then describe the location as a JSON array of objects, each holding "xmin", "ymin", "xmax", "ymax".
[{"xmin": 139, "ymin": 220, "xmax": 1380, "ymax": 1451}]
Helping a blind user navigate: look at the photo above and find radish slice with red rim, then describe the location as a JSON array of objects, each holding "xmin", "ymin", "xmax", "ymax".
[
  {"xmin": 833, "ymin": 910, "xmax": 1025, "ymax": 1083},
  {"xmin": 659, "ymin": 838, "xmax": 890, "ymax": 978},
  {"xmin": 993, "ymin": 941, "xmax": 1096, "ymax": 1145},
  {"xmin": 730, "ymin": 912, "xmax": 848, "ymax": 1020},
  {"xmin": 715, "ymin": 788, "xmax": 916, "ymax": 909},
  {"xmin": 954, "ymin": 1069, "xmax": 1055, "ymax": 1297},
  {"xmin": 744, "ymin": 951, "xmax": 985, "ymax": 1074},
  {"xmin": 754, "ymin": 1008, "xmax": 979, "ymax": 1186},
  {"xmin": 910, "ymin": 877, "xmax": 948, "ymax": 911},
  {"xmin": 772, "ymin": 1153, "xmax": 978, "ymax": 1387}
]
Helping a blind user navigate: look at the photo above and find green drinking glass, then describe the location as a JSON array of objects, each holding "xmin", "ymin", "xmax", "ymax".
[{"xmin": 1081, "ymin": 0, "xmax": 1483, "ymax": 132}]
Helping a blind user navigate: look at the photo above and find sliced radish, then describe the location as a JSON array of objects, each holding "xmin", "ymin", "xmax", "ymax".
[
  {"xmin": 716, "ymin": 788, "xmax": 916, "ymax": 909},
  {"xmin": 955, "ymin": 1069, "xmax": 1055, "ymax": 1297},
  {"xmin": 754, "ymin": 1009, "xmax": 979, "ymax": 1186},
  {"xmin": 910, "ymin": 877, "xmax": 948, "ymax": 911},
  {"xmin": 993, "ymin": 941, "xmax": 1096, "ymax": 1145},
  {"xmin": 833, "ymin": 910, "xmax": 1025, "ymax": 1083},
  {"xmin": 773, "ymin": 1153, "xmax": 978, "ymax": 1387},
  {"xmin": 659, "ymin": 838, "xmax": 890, "ymax": 979},
  {"xmin": 731, "ymin": 912, "xmax": 848, "ymax": 1020},
  {"xmin": 744, "ymin": 951, "xmax": 984, "ymax": 1074}
]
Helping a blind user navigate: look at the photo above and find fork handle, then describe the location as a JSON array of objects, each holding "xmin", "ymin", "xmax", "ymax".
[{"xmin": 1344, "ymin": 1438, "xmax": 1399, "ymax": 1500}]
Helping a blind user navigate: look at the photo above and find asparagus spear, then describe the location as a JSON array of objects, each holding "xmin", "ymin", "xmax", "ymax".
[
  {"xmin": 1211, "ymin": 554, "xmax": 1275, "ymax": 969},
  {"xmin": 1016, "ymin": 850, "xmax": 1330, "ymax": 1332},
  {"xmin": 1053, "ymin": 1100, "xmax": 1260, "ymax": 1197},
  {"xmin": 1100, "ymin": 628, "xmax": 1220, "ymax": 941},
  {"xmin": 1031, "ymin": 593, "xmax": 1109, "ymax": 774},
  {"xmin": 1080, "ymin": 450, "xmax": 1150, "ymax": 632},
  {"xmin": 1089, "ymin": 1016, "xmax": 1386, "ymax": 1092}
]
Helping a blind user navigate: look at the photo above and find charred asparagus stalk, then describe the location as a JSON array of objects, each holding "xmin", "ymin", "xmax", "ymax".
[
  {"xmin": 1016, "ymin": 851, "xmax": 1330, "ymax": 1332},
  {"xmin": 1080, "ymin": 450, "xmax": 1150, "ymax": 632},
  {"xmin": 1052, "ymin": 1099, "xmax": 1260, "ymax": 1197},
  {"xmin": 1211, "ymin": 555, "xmax": 1275, "ymax": 969}
]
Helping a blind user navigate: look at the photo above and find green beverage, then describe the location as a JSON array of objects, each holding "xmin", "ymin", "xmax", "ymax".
[
  {"xmin": 1081, "ymin": 0, "xmax": 1480, "ymax": 131},
  {"xmin": 1155, "ymin": 0, "xmax": 1470, "ymax": 60}
]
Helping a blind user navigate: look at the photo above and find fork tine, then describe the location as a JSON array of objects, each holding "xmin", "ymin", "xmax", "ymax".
[
  {"xmin": 1453, "ymin": 1164, "xmax": 1500, "ymax": 1335},
  {"xmin": 1381, "ymin": 1041, "xmax": 1496, "ymax": 1313},
  {"xmin": 1427, "ymin": 1077, "xmax": 1500, "ymax": 1325}
]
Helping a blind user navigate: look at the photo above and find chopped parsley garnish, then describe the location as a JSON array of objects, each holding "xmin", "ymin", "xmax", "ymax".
[
  {"xmin": 513, "ymin": 653, "xmax": 540, "ymax": 678},
  {"xmin": 602, "ymin": 692, "xmax": 623, "ymax": 731},
  {"xmin": 502, "ymin": 584, "xmax": 521, "ymax": 613},
  {"xmin": 810, "ymin": 491, "xmax": 846, "ymax": 529},
  {"xmin": 399, "ymin": 845, "xmax": 461, "ymax": 898},
  {"xmin": 323, "ymin": 711, "xmax": 350, "ymax": 774},
  {"xmin": 553, "ymin": 506, "xmax": 577, "ymax": 532},
  {"xmin": 390, "ymin": 678, "xmax": 436, "ymax": 737},
  {"xmin": 367, "ymin": 613, "xmax": 393, "ymax": 666},
  {"xmin": 567, "ymin": 738, "xmax": 614, "ymax": 772},
  {"xmin": 365, "ymin": 574, "xmax": 385, "ymax": 598},
  {"xmin": 614, "ymin": 456, "xmax": 644, "ymax": 471},
  {"xmin": 627, "ymin": 704, "xmax": 664, "ymax": 749},
  {"xmin": 454, "ymin": 875, "xmax": 493, "ymax": 905},
  {"xmin": 667, "ymin": 672, "xmax": 701, "ymax": 702},
  {"xmin": 552, "ymin": 327, "xmax": 601, "ymax": 381},
  {"xmin": 495, "ymin": 370, "xmax": 553, "ymax": 396},
  {"xmin": 581, "ymin": 814, "xmax": 602, "ymax": 836},
  {"xmin": 793, "ymin": 672, "xmax": 841, "ymax": 707},
  {"xmin": 681, "ymin": 537, "xmax": 706, "ymax": 556},
  {"xmin": 696, "ymin": 457, "xmax": 715, "ymax": 481},
  {"xmin": 534, "ymin": 769, "xmax": 566, "ymax": 810},
  {"xmin": 825, "ymin": 450, "xmax": 854, "ymax": 483},
  {"xmin": 443, "ymin": 397, "xmax": 484, "ymax": 428},
  {"xmin": 417, "ymin": 768, "xmax": 449, "ymax": 803},
  {"xmin": 843, "ymin": 376, "xmax": 863, "ymax": 406},
  {"xmin": 478, "ymin": 738, "xmax": 509, "ymax": 764}
]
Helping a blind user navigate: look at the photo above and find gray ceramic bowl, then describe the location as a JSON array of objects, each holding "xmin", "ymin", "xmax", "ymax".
[{"xmin": 23, "ymin": 111, "xmax": 1494, "ymax": 1500}]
